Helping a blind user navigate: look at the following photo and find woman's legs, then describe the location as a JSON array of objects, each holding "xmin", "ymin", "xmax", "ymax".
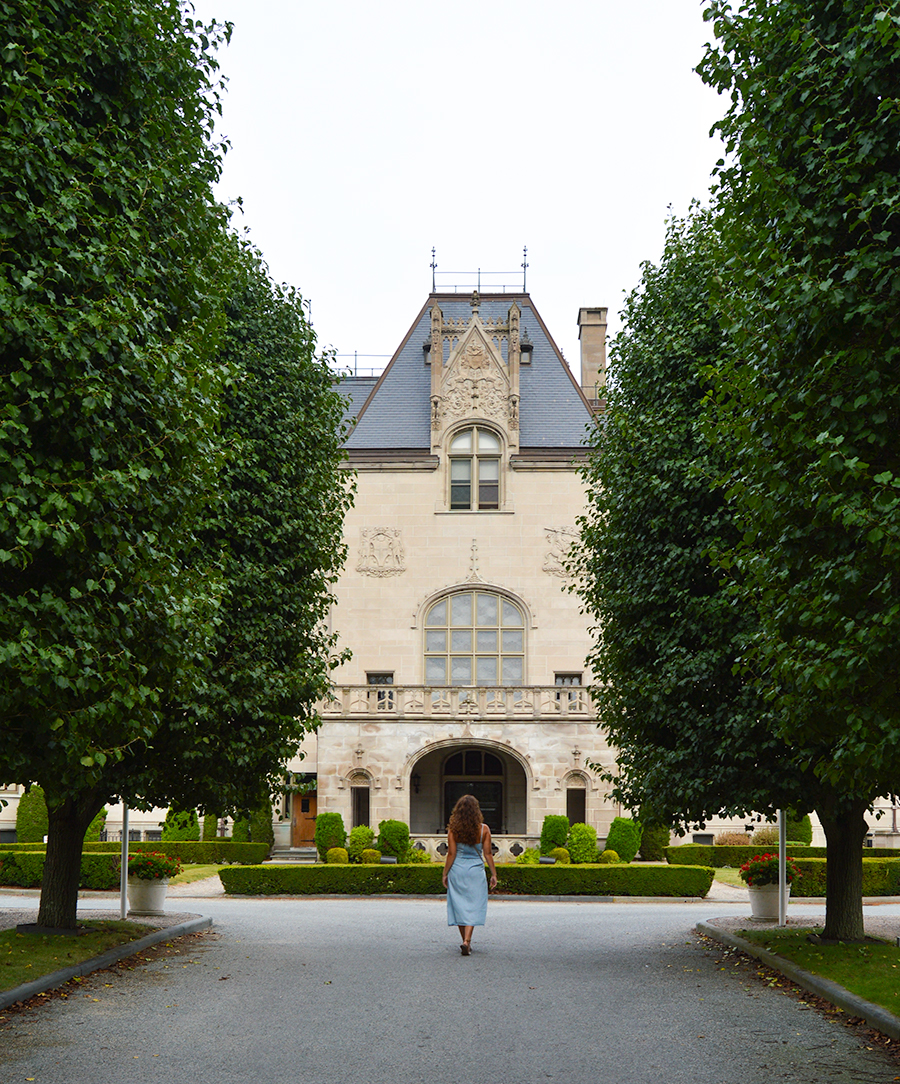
[{"xmin": 458, "ymin": 924, "xmax": 474, "ymax": 950}]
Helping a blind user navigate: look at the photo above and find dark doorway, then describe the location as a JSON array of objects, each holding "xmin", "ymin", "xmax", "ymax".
[
  {"xmin": 352, "ymin": 786, "xmax": 370, "ymax": 828},
  {"xmin": 566, "ymin": 788, "xmax": 586, "ymax": 824},
  {"xmin": 444, "ymin": 781, "xmax": 502, "ymax": 834}
]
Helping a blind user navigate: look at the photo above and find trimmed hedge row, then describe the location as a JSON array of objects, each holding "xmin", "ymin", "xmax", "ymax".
[
  {"xmin": 790, "ymin": 858, "xmax": 900, "ymax": 898},
  {"xmin": 0, "ymin": 841, "xmax": 268, "ymax": 864},
  {"xmin": 665, "ymin": 844, "xmax": 900, "ymax": 867},
  {"xmin": 0, "ymin": 852, "xmax": 119, "ymax": 890},
  {"xmin": 219, "ymin": 862, "xmax": 715, "ymax": 897}
]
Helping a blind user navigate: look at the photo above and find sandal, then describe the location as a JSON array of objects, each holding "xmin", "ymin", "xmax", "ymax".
[{"xmin": 460, "ymin": 942, "xmax": 471, "ymax": 956}]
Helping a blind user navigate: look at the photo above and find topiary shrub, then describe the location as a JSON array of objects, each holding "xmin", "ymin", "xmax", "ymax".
[
  {"xmin": 250, "ymin": 803, "xmax": 274, "ymax": 849},
  {"xmin": 15, "ymin": 785, "xmax": 48, "ymax": 843},
  {"xmin": 605, "ymin": 817, "xmax": 642, "ymax": 864},
  {"xmin": 567, "ymin": 823, "xmax": 598, "ymax": 864},
  {"xmin": 161, "ymin": 808, "xmax": 200, "ymax": 841},
  {"xmin": 516, "ymin": 847, "xmax": 540, "ymax": 865},
  {"xmin": 639, "ymin": 825, "xmax": 671, "ymax": 861},
  {"xmin": 786, "ymin": 811, "xmax": 813, "ymax": 846},
  {"xmin": 326, "ymin": 847, "xmax": 349, "ymax": 864},
  {"xmin": 598, "ymin": 849, "xmax": 619, "ymax": 864},
  {"xmin": 348, "ymin": 825, "xmax": 376, "ymax": 862},
  {"xmin": 360, "ymin": 849, "xmax": 382, "ymax": 864},
  {"xmin": 377, "ymin": 819, "xmax": 410, "ymax": 860},
  {"xmin": 231, "ymin": 817, "xmax": 250, "ymax": 842},
  {"xmin": 714, "ymin": 830, "xmax": 752, "ymax": 846},
  {"xmin": 540, "ymin": 815, "xmax": 570, "ymax": 855},
  {"xmin": 202, "ymin": 813, "xmax": 220, "ymax": 841},
  {"xmin": 750, "ymin": 825, "xmax": 779, "ymax": 847},
  {"xmin": 315, "ymin": 812, "xmax": 347, "ymax": 860},
  {"xmin": 84, "ymin": 807, "xmax": 107, "ymax": 843},
  {"xmin": 549, "ymin": 847, "xmax": 571, "ymax": 864}
]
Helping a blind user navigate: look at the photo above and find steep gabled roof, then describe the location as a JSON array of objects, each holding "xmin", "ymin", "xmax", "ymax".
[{"xmin": 344, "ymin": 293, "xmax": 593, "ymax": 450}]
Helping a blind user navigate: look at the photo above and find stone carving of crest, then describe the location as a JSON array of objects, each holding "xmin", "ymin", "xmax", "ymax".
[
  {"xmin": 357, "ymin": 527, "xmax": 405, "ymax": 577},
  {"xmin": 543, "ymin": 527, "xmax": 578, "ymax": 577}
]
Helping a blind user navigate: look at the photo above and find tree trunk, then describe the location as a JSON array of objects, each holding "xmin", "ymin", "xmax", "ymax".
[
  {"xmin": 36, "ymin": 790, "xmax": 105, "ymax": 930},
  {"xmin": 818, "ymin": 798, "xmax": 869, "ymax": 942}
]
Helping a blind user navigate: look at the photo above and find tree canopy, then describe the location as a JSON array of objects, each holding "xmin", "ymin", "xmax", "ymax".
[
  {"xmin": 698, "ymin": 0, "xmax": 900, "ymax": 793},
  {"xmin": 576, "ymin": 1, "xmax": 900, "ymax": 940},
  {"xmin": 109, "ymin": 241, "xmax": 353, "ymax": 820},
  {"xmin": 573, "ymin": 207, "xmax": 819, "ymax": 829},
  {"xmin": 0, "ymin": 0, "xmax": 351, "ymax": 928}
]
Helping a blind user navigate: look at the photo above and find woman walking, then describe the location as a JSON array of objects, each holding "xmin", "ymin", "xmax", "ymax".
[{"xmin": 442, "ymin": 793, "xmax": 498, "ymax": 954}]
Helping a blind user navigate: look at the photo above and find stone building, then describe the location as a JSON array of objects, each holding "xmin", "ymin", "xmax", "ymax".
[{"xmin": 279, "ymin": 291, "xmax": 619, "ymax": 859}]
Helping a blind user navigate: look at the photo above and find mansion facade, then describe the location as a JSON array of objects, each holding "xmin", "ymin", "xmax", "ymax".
[{"xmin": 280, "ymin": 290, "xmax": 616, "ymax": 860}]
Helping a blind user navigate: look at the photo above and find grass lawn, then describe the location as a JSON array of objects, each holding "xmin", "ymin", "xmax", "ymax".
[
  {"xmin": 169, "ymin": 863, "xmax": 226, "ymax": 885},
  {"xmin": 738, "ymin": 926, "xmax": 900, "ymax": 1016},
  {"xmin": 0, "ymin": 921, "xmax": 157, "ymax": 993},
  {"xmin": 714, "ymin": 867, "xmax": 745, "ymax": 887}
]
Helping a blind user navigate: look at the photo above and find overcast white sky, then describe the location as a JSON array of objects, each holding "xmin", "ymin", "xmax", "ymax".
[{"xmin": 189, "ymin": 0, "xmax": 726, "ymax": 379}]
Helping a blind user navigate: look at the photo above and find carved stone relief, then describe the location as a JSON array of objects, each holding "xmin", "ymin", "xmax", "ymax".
[
  {"xmin": 543, "ymin": 527, "xmax": 578, "ymax": 577},
  {"xmin": 357, "ymin": 527, "xmax": 405, "ymax": 577}
]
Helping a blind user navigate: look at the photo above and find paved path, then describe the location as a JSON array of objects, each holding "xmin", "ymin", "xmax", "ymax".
[{"xmin": 3, "ymin": 894, "xmax": 900, "ymax": 1084}]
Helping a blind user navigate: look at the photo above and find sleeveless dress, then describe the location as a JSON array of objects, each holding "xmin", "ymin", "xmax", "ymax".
[{"xmin": 446, "ymin": 826, "xmax": 488, "ymax": 927}]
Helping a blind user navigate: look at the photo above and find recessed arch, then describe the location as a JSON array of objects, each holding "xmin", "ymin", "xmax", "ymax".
[{"xmin": 404, "ymin": 737, "xmax": 533, "ymax": 836}]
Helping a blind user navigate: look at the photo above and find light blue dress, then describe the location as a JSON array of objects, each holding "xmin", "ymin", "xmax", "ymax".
[{"xmin": 446, "ymin": 828, "xmax": 488, "ymax": 927}]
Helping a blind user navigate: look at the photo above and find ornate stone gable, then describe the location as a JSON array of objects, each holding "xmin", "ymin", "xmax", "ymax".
[{"xmin": 429, "ymin": 296, "xmax": 522, "ymax": 451}]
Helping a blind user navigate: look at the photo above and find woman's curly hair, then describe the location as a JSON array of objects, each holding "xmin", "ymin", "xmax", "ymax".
[{"xmin": 448, "ymin": 794, "xmax": 483, "ymax": 846}]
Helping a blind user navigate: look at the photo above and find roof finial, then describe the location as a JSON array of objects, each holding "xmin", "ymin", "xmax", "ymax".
[
  {"xmin": 522, "ymin": 245, "xmax": 529, "ymax": 292},
  {"xmin": 431, "ymin": 246, "xmax": 437, "ymax": 293},
  {"xmin": 470, "ymin": 289, "xmax": 480, "ymax": 316}
]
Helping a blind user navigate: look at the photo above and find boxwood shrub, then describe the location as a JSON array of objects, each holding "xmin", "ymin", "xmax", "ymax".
[
  {"xmin": 219, "ymin": 862, "xmax": 714, "ymax": 897},
  {"xmin": 540, "ymin": 815, "xmax": 570, "ymax": 855},
  {"xmin": 314, "ymin": 812, "xmax": 347, "ymax": 860},
  {"xmin": 605, "ymin": 817, "xmax": 642, "ymax": 864}
]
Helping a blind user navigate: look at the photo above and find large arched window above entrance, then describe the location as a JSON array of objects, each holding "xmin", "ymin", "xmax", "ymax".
[
  {"xmin": 449, "ymin": 426, "xmax": 501, "ymax": 510},
  {"xmin": 424, "ymin": 590, "xmax": 525, "ymax": 686}
]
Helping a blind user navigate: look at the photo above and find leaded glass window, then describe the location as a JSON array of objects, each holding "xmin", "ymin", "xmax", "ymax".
[{"xmin": 424, "ymin": 591, "xmax": 525, "ymax": 685}]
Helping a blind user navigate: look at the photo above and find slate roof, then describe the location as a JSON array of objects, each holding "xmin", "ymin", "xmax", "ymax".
[
  {"xmin": 333, "ymin": 375, "xmax": 378, "ymax": 434},
  {"xmin": 343, "ymin": 294, "xmax": 593, "ymax": 451}
]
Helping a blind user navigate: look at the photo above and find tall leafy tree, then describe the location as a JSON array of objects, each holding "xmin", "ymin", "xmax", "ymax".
[
  {"xmin": 108, "ymin": 243, "xmax": 353, "ymax": 823},
  {"xmin": 0, "ymin": 0, "xmax": 233, "ymax": 928},
  {"xmin": 572, "ymin": 208, "xmax": 821, "ymax": 833},
  {"xmin": 698, "ymin": 0, "xmax": 900, "ymax": 939}
]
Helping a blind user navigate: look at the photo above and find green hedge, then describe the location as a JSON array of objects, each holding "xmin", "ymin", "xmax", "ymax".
[
  {"xmin": 219, "ymin": 862, "xmax": 714, "ymax": 897},
  {"xmin": 0, "ymin": 852, "xmax": 120, "ymax": 890},
  {"xmin": 220, "ymin": 863, "xmax": 444, "ymax": 895},
  {"xmin": 497, "ymin": 864, "xmax": 713, "ymax": 897},
  {"xmin": 0, "ymin": 841, "xmax": 268, "ymax": 864},
  {"xmin": 790, "ymin": 858, "xmax": 900, "ymax": 898},
  {"xmin": 667, "ymin": 844, "xmax": 838, "ymax": 868}
]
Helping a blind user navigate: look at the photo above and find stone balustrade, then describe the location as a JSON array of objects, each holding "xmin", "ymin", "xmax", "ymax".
[{"xmin": 320, "ymin": 684, "xmax": 595, "ymax": 721}]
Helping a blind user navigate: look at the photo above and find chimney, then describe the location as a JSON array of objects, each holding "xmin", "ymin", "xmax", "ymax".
[{"xmin": 578, "ymin": 307, "xmax": 607, "ymax": 406}]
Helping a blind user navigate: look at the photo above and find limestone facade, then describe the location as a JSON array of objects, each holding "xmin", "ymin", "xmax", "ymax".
[{"xmin": 281, "ymin": 292, "xmax": 619, "ymax": 857}]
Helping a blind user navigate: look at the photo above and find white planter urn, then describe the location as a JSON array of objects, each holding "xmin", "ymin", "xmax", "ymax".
[
  {"xmin": 748, "ymin": 883, "xmax": 790, "ymax": 922},
  {"xmin": 127, "ymin": 876, "xmax": 170, "ymax": 916}
]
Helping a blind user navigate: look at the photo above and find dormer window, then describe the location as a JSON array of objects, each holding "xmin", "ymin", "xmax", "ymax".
[{"xmin": 449, "ymin": 427, "xmax": 501, "ymax": 510}]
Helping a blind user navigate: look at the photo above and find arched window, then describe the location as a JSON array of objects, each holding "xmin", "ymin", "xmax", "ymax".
[
  {"xmin": 449, "ymin": 426, "xmax": 501, "ymax": 510},
  {"xmin": 424, "ymin": 590, "xmax": 525, "ymax": 686}
]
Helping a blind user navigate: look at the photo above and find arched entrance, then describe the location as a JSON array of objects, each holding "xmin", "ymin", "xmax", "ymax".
[{"xmin": 408, "ymin": 741, "xmax": 528, "ymax": 835}]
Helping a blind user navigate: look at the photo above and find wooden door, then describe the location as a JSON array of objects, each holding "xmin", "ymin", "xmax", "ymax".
[{"xmin": 291, "ymin": 793, "xmax": 317, "ymax": 847}]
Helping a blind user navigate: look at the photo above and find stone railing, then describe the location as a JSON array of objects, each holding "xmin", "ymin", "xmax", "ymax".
[
  {"xmin": 319, "ymin": 684, "xmax": 594, "ymax": 721},
  {"xmin": 412, "ymin": 834, "xmax": 539, "ymax": 862}
]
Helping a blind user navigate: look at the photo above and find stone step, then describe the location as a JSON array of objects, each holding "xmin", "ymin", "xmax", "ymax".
[{"xmin": 264, "ymin": 847, "xmax": 318, "ymax": 864}]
